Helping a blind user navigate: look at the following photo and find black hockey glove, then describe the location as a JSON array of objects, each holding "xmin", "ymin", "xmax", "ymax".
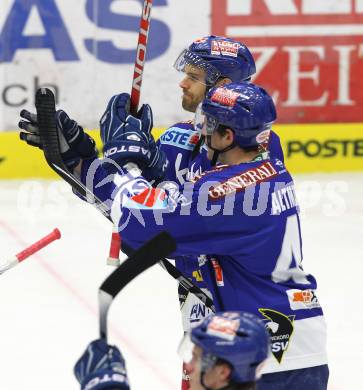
[
  {"xmin": 74, "ymin": 339, "xmax": 129, "ymax": 390},
  {"xmin": 19, "ymin": 109, "xmax": 97, "ymax": 170},
  {"xmin": 100, "ymin": 93, "xmax": 168, "ymax": 182}
]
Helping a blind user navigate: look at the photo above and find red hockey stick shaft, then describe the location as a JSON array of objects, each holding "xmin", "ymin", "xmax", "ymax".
[
  {"xmin": 108, "ymin": 0, "xmax": 153, "ymax": 264},
  {"xmin": 130, "ymin": 0, "xmax": 153, "ymax": 114},
  {"xmin": 0, "ymin": 228, "xmax": 61, "ymax": 274},
  {"xmin": 16, "ymin": 228, "xmax": 61, "ymax": 262}
]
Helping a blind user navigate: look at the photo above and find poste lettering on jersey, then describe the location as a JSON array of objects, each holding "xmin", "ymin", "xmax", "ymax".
[
  {"xmin": 159, "ymin": 125, "xmax": 200, "ymax": 151},
  {"xmin": 209, "ymin": 162, "xmax": 278, "ymax": 200}
]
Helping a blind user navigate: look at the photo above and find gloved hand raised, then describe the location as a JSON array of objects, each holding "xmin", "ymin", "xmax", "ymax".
[
  {"xmin": 100, "ymin": 93, "xmax": 151, "ymax": 173},
  {"xmin": 100, "ymin": 93, "xmax": 168, "ymax": 182},
  {"xmin": 19, "ymin": 109, "xmax": 97, "ymax": 170},
  {"xmin": 74, "ymin": 339, "xmax": 129, "ymax": 390}
]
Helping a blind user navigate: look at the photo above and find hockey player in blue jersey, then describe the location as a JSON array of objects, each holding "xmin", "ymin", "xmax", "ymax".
[
  {"xmin": 19, "ymin": 81, "xmax": 329, "ymax": 388},
  {"xmin": 149, "ymin": 36, "xmax": 284, "ymax": 388},
  {"xmin": 151, "ymin": 39, "xmax": 285, "ymax": 387},
  {"xmin": 18, "ymin": 39, "xmax": 284, "ymax": 380},
  {"xmin": 158, "ymin": 37, "xmax": 285, "ymax": 345},
  {"xmin": 74, "ymin": 311, "xmax": 270, "ymax": 390},
  {"xmin": 72, "ymin": 82, "xmax": 328, "ymax": 389}
]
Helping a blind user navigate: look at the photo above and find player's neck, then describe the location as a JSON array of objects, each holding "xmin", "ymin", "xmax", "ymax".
[{"xmin": 219, "ymin": 147, "xmax": 260, "ymax": 165}]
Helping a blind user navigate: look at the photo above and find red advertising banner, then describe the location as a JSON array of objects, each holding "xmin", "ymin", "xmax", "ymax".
[{"xmin": 212, "ymin": 0, "xmax": 363, "ymax": 123}]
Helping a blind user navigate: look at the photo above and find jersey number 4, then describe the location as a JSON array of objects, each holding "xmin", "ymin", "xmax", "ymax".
[{"xmin": 272, "ymin": 215, "xmax": 310, "ymax": 285}]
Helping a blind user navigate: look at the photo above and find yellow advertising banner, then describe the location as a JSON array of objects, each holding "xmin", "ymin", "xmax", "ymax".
[{"xmin": 1, "ymin": 124, "xmax": 362, "ymax": 179}]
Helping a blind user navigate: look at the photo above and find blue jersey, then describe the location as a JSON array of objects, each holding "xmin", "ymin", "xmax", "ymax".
[
  {"xmin": 159, "ymin": 121, "xmax": 284, "ymax": 186},
  {"xmin": 159, "ymin": 121, "xmax": 285, "ymax": 329},
  {"xmin": 80, "ymin": 158, "xmax": 327, "ymax": 374}
]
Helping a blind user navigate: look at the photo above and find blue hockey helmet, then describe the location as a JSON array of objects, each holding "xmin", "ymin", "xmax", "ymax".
[
  {"xmin": 200, "ymin": 82, "xmax": 277, "ymax": 149},
  {"xmin": 179, "ymin": 312, "xmax": 270, "ymax": 384},
  {"xmin": 174, "ymin": 36, "xmax": 256, "ymax": 85}
]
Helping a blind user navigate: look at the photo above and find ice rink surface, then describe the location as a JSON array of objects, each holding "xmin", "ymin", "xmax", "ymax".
[{"xmin": 0, "ymin": 173, "xmax": 362, "ymax": 390}]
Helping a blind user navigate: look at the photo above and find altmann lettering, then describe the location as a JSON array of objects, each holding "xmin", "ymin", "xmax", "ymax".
[{"xmin": 271, "ymin": 184, "xmax": 298, "ymax": 215}]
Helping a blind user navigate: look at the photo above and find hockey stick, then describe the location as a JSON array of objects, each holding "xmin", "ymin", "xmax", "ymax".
[
  {"xmin": 35, "ymin": 88, "xmax": 216, "ymax": 313},
  {"xmin": 99, "ymin": 231, "xmax": 176, "ymax": 341},
  {"xmin": 107, "ymin": 0, "xmax": 154, "ymax": 264},
  {"xmin": 0, "ymin": 228, "xmax": 61, "ymax": 274},
  {"xmin": 130, "ymin": 0, "xmax": 153, "ymax": 114}
]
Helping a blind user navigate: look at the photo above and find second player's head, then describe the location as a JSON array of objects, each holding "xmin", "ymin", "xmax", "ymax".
[
  {"xmin": 197, "ymin": 82, "xmax": 276, "ymax": 164},
  {"xmin": 174, "ymin": 35, "xmax": 256, "ymax": 112},
  {"xmin": 179, "ymin": 311, "xmax": 270, "ymax": 390}
]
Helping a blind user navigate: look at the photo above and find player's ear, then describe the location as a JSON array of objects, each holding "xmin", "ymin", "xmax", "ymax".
[
  {"xmin": 215, "ymin": 361, "xmax": 233, "ymax": 384},
  {"xmin": 225, "ymin": 128, "xmax": 235, "ymax": 143},
  {"xmin": 215, "ymin": 77, "xmax": 232, "ymax": 87}
]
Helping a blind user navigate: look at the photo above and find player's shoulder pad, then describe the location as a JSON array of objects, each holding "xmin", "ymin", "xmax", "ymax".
[{"xmin": 159, "ymin": 120, "xmax": 200, "ymax": 151}]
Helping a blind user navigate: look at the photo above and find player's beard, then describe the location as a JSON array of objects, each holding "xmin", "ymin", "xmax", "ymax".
[
  {"xmin": 181, "ymin": 85, "xmax": 206, "ymax": 113},
  {"xmin": 182, "ymin": 93, "xmax": 200, "ymax": 113}
]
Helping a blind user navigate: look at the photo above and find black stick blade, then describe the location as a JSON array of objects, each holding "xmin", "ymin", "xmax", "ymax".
[
  {"xmin": 99, "ymin": 231, "xmax": 176, "ymax": 341},
  {"xmin": 35, "ymin": 88, "xmax": 63, "ymax": 166},
  {"xmin": 100, "ymin": 231, "xmax": 176, "ymax": 298}
]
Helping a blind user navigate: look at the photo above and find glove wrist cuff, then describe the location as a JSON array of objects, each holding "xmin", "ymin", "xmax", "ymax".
[{"xmin": 81, "ymin": 369, "xmax": 129, "ymax": 390}]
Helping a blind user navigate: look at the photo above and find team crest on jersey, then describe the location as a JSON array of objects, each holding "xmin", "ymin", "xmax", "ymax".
[
  {"xmin": 211, "ymin": 40, "xmax": 239, "ymax": 57},
  {"xmin": 259, "ymin": 308, "xmax": 295, "ymax": 364},
  {"xmin": 208, "ymin": 162, "xmax": 278, "ymax": 200}
]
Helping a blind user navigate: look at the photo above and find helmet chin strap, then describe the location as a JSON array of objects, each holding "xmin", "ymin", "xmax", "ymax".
[{"xmin": 206, "ymin": 135, "xmax": 236, "ymax": 166}]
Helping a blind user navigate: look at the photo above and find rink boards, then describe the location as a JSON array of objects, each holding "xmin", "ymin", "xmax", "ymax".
[{"xmin": 1, "ymin": 123, "xmax": 363, "ymax": 179}]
